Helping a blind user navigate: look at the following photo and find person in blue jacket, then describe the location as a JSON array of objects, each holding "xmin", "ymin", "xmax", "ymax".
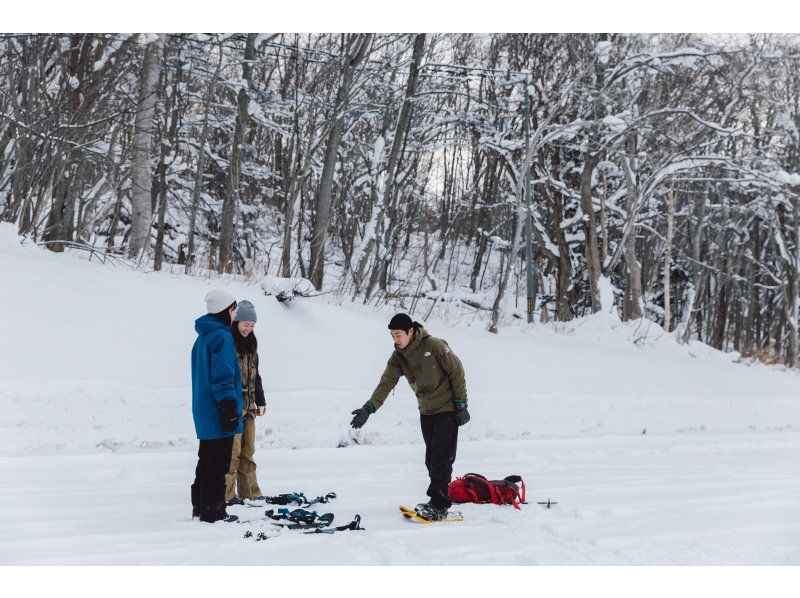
[{"xmin": 190, "ymin": 288, "xmax": 244, "ymax": 523}]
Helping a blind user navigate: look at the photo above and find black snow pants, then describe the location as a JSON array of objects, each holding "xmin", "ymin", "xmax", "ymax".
[
  {"xmin": 420, "ymin": 411, "xmax": 459, "ymax": 510},
  {"xmin": 191, "ymin": 435, "xmax": 234, "ymax": 522}
]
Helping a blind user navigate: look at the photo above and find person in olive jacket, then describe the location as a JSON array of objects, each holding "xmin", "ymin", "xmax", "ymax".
[
  {"xmin": 225, "ymin": 300, "xmax": 268, "ymax": 505},
  {"xmin": 350, "ymin": 313, "xmax": 470, "ymax": 521}
]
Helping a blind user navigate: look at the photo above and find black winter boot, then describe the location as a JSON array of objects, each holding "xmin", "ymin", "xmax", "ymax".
[
  {"xmin": 414, "ymin": 502, "xmax": 448, "ymax": 521},
  {"xmin": 201, "ymin": 501, "xmax": 239, "ymax": 523},
  {"xmin": 191, "ymin": 484, "xmax": 201, "ymax": 518}
]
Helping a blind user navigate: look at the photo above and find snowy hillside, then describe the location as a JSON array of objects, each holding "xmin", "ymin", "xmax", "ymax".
[{"xmin": 1, "ymin": 222, "xmax": 798, "ymax": 565}]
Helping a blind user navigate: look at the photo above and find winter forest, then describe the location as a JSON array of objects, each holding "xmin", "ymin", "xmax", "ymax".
[{"xmin": 3, "ymin": 33, "xmax": 800, "ymax": 365}]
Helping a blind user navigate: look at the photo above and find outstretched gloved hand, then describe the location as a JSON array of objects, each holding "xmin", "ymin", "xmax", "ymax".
[{"xmin": 350, "ymin": 401, "xmax": 376, "ymax": 429}]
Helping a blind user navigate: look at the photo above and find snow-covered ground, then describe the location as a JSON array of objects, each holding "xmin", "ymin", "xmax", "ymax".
[
  {"xmin": 1, "ymin": 222, "xmax": 799, "ymax": 564},
  {"xmin": 2, "ymin": 432, "xmax": 798, "ymax": 565}
]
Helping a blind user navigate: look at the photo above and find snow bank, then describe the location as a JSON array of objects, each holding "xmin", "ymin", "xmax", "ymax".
[
  {"xmin": 260, "ymin": 275, "xmax": 315, "ymax": 301},
  {"xmin": 1, "ymin": 223, "xmax": 799, "ymax": 457}
]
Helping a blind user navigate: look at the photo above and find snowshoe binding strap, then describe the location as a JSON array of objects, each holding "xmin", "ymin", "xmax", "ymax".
[
  {"xmin": 304, "ymin": 514, "xmax": 364, "ymax": 534},
  {"xmin": 262, "ymin": 492, "xmax": 307, "ymax": 506},
  {"xmin": 414, "ymin": 503, "xmax": 448, "ymax": 521},
  {"xmin": 305, "ymin": 492, "xmax": 337, "ymax": 506},
  {"xmin": 338, "ymin": 513, "xmax": 363, "ymax": 531}
]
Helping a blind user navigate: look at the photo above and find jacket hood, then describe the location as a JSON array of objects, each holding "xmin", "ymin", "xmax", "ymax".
[
  {"xmin": 395, "ymin": 325, "xmax": 429, "ymax": 353},
  {"xmin": 195, "ymin": 313, "xmax": 229, "ymax": 336}
]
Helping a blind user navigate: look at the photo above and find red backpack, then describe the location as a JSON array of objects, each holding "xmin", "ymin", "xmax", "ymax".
[{"xmin": 448, "ymin": 473, "xmax": 527, "ymax": 509}]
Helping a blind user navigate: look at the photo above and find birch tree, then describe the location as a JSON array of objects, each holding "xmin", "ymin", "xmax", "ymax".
[{"xmin": 128, "ymin": 33, "xmax": 166, "ymax": 259}]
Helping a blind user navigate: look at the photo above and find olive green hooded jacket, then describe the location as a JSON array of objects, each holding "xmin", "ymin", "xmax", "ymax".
[{"xmin": 368, "ymin": 326, "xmax": 467, "ymax": 415}]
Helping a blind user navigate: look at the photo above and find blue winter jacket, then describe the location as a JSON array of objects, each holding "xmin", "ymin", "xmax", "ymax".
[{"xmin": 191, "ymin": 314, "xmax": 243, "ymax": 440}]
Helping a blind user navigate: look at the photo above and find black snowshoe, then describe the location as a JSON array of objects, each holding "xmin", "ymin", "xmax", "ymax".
[{"xmin": 265, "ymin": 507, "xmax": 334, "ymax": 529}]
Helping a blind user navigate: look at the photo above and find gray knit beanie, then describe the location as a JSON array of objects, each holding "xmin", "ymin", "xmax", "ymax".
[{"xmin": 234, "ymin": 300, "xmax": 257, "ymax": 323}]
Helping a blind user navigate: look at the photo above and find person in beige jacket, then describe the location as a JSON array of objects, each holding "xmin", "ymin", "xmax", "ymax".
[
  {"xmin": 350, "ymin": 313, "xmax": 471, "ymax": 521},
  {"xmin": 225, "ymin": 300, "xmax": 267, "ymax": 505}
]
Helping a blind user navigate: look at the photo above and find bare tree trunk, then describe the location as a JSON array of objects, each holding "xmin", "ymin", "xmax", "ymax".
[
  {"xmin": 281, "ymin": 185, "xmax": 301, "ymax": 277},
  {"xmin": 43, "ymin": 35, "xmax": 87, "ymax": 251},
  {"xmin": 622, "ymin": 134, "xmax": 643, "ymax": 320},
  {"xmin": 711, "ymin": 201, "xmax": 730, "ymax": 351},
  {"xmin": 786, "ymin": 196, "xmax": 800, "ymax": 366},
  {"xmin": 185, "ymin": 38, "xmax": 222, "ymax": 274},
  {"xmin": 663, "ymin": 189, "xmax": 675, "ymax": 332},
  {"xmin": 580, "ymin": 33, "xmax": 609, "ymax": 314},
  {"xmin": 128, "ymin": 34, "xmax": 166, "ymax": 260},
  {"xmin": 423, "ymin": 203, "xmax": 437, "ymax": 291},
  {"xmin": 309, "ymin": 33, "xmax": 373, "ymax": 290},
  {"xmin": 280, "ymin": 64, "xmax": 306, "ymax": 278},
  {"xmin": 580, "ymin": 155, "xmax": 602, "ymax": 312},
  {"xmin": 44, "ymin": 170, "xmax": 70, "ymax": 251},
  {"xmin": 743, "ymin": 219, "xmax": 761, "ymax": 356},
  {"xmin": 680, "ymin": 188, "xmax": 708, "ymax": 343},
  {"xmin": 490, "ymin": 151, "xmax": 533, "ymax": 333},
  {"xmin": 218, "ymin": 33, "xmax": 257, "ymax": 274},
  {"xmin": 600, "ymin": 169, "xmax": 608, "ymax": 262},
  {"xmin": 154, "ymin": 38, "xmax": 182, "ymax": 271},
  {"xmin": 470, "ymin": 157, "xmax": 497, "ymax": 291},
  {"xmin": 377, "ymin": 33, "xmax": 426, "ymax": 293},
  {"xmin": 712, "ymin": 266, "xmax": 729, "ymax": 350}
]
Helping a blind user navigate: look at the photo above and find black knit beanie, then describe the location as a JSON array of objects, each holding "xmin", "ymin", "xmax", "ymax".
[{"xmin": 388, "ymin": 312, "xmax": 415, "ymax": 332}]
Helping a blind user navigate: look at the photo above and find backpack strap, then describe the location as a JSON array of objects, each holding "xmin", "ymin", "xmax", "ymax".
[
  {"xmin": 504, "ymin": 475, "xmax": 526, "ymax": 508},
  {"xmin": 464, "ymin": 485, "xmax": 481, "ymax": 503},
  {"xmin": 504, "ymin": 475, "xmax": 526, "ymax": 503}
]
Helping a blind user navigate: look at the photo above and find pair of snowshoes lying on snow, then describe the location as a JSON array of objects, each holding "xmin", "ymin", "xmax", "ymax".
[
  {"xmin": 262, "ymin": 507, "xmax": 364, "ymax": 533},
  {"xmin": 231, "ymin": 492, "xmax": 365, "ymax": 540},
  {"xmin": 240, "ymin": 508, "xmax": 364, "ymax": 540},
  {"xmin": 194, "ymin": 492, "xmax": 338, "ymax": 523},
  {"xmin": 227, "ymin": 491, "xmax": 337, "ymax": 508}
]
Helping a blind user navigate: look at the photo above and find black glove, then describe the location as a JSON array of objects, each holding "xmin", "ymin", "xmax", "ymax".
[
  {"xmin": 219, "ymin": 399, "xmax": 240, "ymax": 433},
  {"xmin": 454, "ymin": 401, "xmax": 470, "ymax": 426},
  {"xmin": 350, "ymin": 401, "xmax": 376, "ymax": 429}
]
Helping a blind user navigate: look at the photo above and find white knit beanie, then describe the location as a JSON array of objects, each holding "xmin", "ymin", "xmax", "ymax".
[{"xmin": 205, "ymin": 288, "xmax": 237, "ymax": 314}]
